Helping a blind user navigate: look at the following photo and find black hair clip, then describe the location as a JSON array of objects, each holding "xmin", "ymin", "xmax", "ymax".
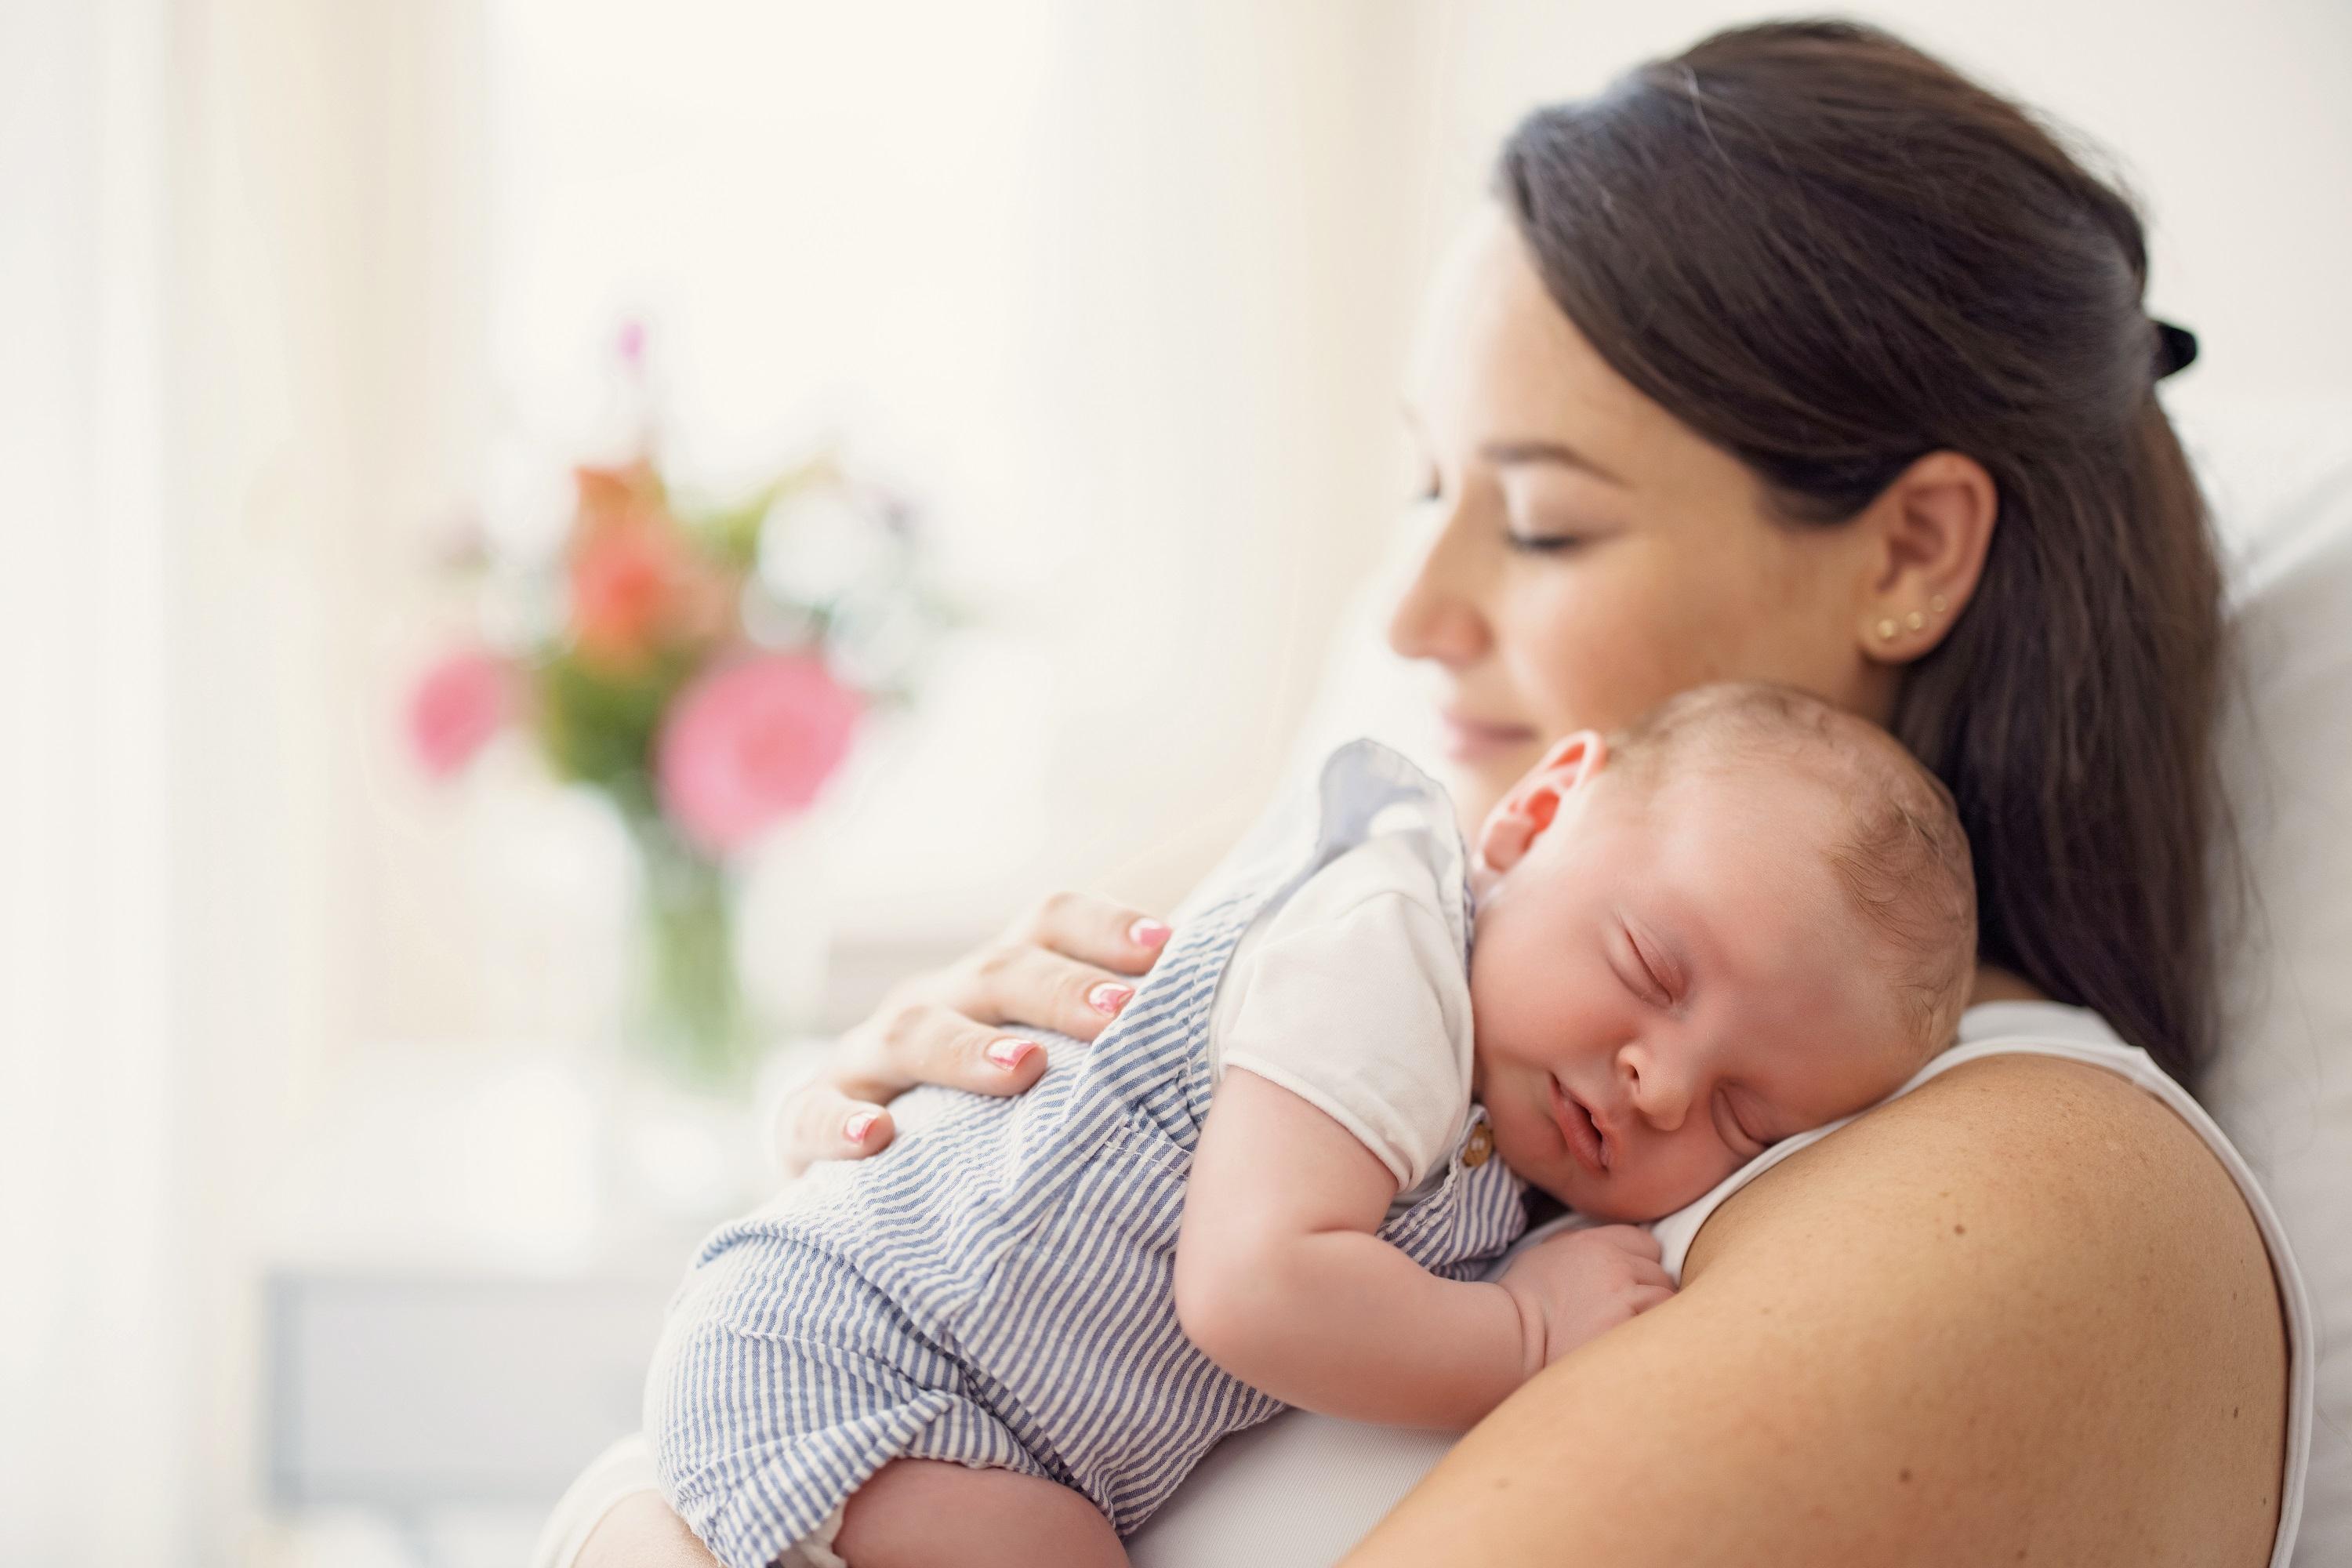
[{"xmin": 2154, "ymin": 318, "xmax": 2198, "ymax": 381}]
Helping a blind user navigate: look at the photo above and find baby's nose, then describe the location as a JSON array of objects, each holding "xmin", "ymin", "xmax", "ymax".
[{"xmin": 1621, "ymin": 1047, "xmax": 1691, "ymax": 1132}]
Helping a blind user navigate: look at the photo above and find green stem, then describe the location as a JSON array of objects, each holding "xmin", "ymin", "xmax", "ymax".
[{"xmin": 630, "ymin": 822, "xmax": 756, "ymax": 1091}]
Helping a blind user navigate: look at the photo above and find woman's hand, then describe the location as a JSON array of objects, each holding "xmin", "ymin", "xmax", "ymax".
[{"xmin": 771, "ymin": 892, "xmax": 1173, "ymax": 1176}]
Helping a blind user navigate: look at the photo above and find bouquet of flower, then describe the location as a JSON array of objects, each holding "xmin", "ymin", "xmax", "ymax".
[{"xmin": 407, "ymin": 335, "xmax": 950, "ymax": 1087}]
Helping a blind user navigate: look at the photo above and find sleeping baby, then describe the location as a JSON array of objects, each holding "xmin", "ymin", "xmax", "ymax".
[{"xmin": 642, "ymin": 680, "xmax": 1978, "ymax": 1568}]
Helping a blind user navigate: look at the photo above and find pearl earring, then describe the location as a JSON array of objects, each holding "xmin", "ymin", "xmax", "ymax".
[{"xmin": 1875, "ymin": 617, "xmax": 1898, "ymax": 641}]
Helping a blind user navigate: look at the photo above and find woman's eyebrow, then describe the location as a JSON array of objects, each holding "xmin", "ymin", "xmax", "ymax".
[{"xmin": 1478, "ymin": 437, "xmax": 1628, "ymax": 487}]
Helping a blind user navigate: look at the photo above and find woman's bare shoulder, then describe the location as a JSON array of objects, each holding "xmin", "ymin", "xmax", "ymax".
[
  {"xmin": 1346, "ymin": 1054, "xmax": 2290, "ymax": 1568},
  {"xmin": 1686, "ymin": 1051, "xmax": 2257, "ymax": 1279}
]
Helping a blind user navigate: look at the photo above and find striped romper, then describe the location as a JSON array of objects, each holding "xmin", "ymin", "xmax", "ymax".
[{"xmin": 643, "ymin": 741, "xmax": 1529, "ymax": 1568}]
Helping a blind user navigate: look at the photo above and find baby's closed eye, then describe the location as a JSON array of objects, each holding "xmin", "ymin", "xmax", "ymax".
[{"xmin": 1710, "ymin": 1087, "xmax": 1773, "ymax": 1156}]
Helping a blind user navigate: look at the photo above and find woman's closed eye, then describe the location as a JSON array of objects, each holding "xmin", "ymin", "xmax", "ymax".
[{"xmin": 1504, "ymin": 528, "xmax": 1591, "ymax": 555}]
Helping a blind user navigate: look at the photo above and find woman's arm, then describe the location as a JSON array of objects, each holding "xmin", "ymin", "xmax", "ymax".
[
  {"xmin": 573, "ymin": 1491, "xmax": 721, "ymax": 1568},
  {"xmin": 1343, "ymin": 1054, "xmax": 2290, "ymax": 1568}
]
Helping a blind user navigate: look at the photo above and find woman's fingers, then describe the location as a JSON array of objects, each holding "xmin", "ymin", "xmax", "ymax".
[
  {"xmin": 847, "ymin": 1001, "xmax": 1057, "ymax": 1101},
  {"xmin": 773, "ymin": 1085, "xmax": 898, "ymax": 1178},
  {"xmin": 771, "ymin": 891, "xmax": 1171, "ymax": 1180},
  {"xmin": 966, "ymin": 943, "xmax": 1149, "ymax": 1042},
  {"xmin": 1011, "ymin": 891, "xmax": 1173, "ymax": 976}
]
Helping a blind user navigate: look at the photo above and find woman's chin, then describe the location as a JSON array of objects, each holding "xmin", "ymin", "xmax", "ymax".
[{"xmin": 1445, "ymin": 760, "xmax": 1523, "ymax": 837}]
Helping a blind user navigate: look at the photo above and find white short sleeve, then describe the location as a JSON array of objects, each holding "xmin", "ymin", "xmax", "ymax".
[{"xmin": 1211, "ymin": 833, "xmax": 1475, "ymax": 1193}]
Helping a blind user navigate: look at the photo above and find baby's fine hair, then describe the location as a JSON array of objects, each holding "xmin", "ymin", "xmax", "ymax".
[{"xmin": 1610, "ymin": 682, "xmax": 1978, "ymax": 1054}]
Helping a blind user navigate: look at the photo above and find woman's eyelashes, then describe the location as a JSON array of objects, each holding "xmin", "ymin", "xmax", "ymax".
[{"xmin": 1504, "ymin": 528, "xmax": 1588, "ymax": 554}]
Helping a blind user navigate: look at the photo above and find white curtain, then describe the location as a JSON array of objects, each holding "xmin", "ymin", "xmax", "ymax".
[
  {"xmin": 0, "ymin": 1, "xmax": 187, "ymax": 1562},
  {"xmin": 3, "ymin": 1, "xmax": 488, "ymax": 1559}
]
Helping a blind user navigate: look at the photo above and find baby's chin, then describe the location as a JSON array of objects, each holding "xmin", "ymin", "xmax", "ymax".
[
  {"xmin": 1533, "ymin": 1177, "xmax": 1687, "ymax": 1225},
  {"xmin": 1495, "ymin": 1129, "xmax": 1719, "ymax": 1225}
]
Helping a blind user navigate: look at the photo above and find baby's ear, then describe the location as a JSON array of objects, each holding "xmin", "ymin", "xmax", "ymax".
[{"xmin": 1476, "ymin": 731, "xmax": 1608, "ymax": 873}]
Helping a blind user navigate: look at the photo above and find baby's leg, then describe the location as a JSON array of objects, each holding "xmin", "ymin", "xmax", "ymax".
[{"xmin": 831, "ymin": 1459, "xmax": 1126, "ymax": 1568}]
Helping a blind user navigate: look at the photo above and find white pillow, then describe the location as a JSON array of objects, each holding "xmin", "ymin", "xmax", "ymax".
[
  {"xmin": 2183, "ymin": 392, "xmax": 2352, "ymax": 1566},
  {"xmin": 1134, "ymin": 392, "xmax": 2352, "ymax": 1565}
]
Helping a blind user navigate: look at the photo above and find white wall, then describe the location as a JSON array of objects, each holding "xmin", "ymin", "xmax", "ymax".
[
  {"xmin": 445, "ymin": 0, "xmax": 2352, "ymax": 1029},
  {"xmin": 461, "ymin": 1, "xmax": 1443, "ymax": 980}
]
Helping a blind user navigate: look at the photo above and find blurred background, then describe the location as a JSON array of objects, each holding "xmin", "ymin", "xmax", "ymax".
[{"xmin": 5, "ymin": 1, "xmax": 2348, "ymax": 1564}]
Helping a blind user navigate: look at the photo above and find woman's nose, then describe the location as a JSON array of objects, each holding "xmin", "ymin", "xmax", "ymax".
[{"xmin": 1385, "ymin": 506, "xmax": 1490, "ymax": 670}]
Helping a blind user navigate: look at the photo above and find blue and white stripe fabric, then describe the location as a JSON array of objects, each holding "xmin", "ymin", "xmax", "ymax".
[{"xmin": 643, "ymin": 741, "xmax": 1529, "ymax": 1568}]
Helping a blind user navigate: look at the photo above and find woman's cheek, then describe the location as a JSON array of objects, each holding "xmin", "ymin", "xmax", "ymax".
[{"xmin": 1512, "ymin": 575, "xmax": 1679, "ymax": 736}]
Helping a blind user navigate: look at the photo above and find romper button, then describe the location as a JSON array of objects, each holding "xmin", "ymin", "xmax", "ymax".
[{"xmin": 1463, "ymin": 1122, "xmax": 1494, "ymax": 1167}]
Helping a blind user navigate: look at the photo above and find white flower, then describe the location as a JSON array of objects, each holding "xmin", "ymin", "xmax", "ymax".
[{"xmin": 758, "ymin": 487, "xmax": 898, "ymax": 604}]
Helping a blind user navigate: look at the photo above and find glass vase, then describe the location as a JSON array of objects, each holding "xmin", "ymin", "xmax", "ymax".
[{"xmin": 626, "ymin": 819, "xmax": 760, "ymax": 1093}]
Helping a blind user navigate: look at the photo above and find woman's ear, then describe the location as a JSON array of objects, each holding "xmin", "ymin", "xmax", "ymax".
[
  {"xmin": 1854, "ymin": 449, "xmax": 1997, "ymax": 665},
  {"xmin": 1475, "ymin": 731, "xmax": 1608, "ymax": 874}
]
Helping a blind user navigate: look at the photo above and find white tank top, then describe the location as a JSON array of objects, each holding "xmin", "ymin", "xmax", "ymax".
[{"xmin": 1642, "ymin": 1000, "xmax": 2314, "ymax": 1568}]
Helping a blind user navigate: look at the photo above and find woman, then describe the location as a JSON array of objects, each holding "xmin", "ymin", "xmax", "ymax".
[{"xmin": 561, "ymin": 20, "xmax": 2307, "ymax": 1566}]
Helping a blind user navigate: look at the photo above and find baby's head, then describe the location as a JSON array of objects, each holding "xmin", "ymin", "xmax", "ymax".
[{"xmin": 1466, "ymin": 682, "xmax": 1976, "ymax": 1222}]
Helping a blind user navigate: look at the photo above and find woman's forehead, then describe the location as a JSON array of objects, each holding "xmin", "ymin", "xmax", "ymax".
[{"xmin": 1405, "ymin": 212, "xmax": 1721, "ymax": 495}]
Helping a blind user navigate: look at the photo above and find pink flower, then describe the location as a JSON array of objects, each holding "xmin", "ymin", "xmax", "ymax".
[
  {"xmin": 408, "ymin": 649, "xmax": 514, "ymax": 779},
  {"xmin": 658, "ymin": 654, "xmax": 861, "ymax": 855}
]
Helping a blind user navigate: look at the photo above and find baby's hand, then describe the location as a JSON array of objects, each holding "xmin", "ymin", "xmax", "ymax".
[{"xmin": 1495, "ymin": 1224, "xmax": 1676, "ymax": 1375}]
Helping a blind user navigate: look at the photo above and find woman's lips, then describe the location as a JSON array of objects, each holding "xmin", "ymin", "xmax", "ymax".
[
  {"xmin": 1441, "ymin": 709, "xmax": 1537, "ymax": 762},
  {"xmin": 1548, "ymin": 1076, "xmax": 1610, "ymax": 1177}
]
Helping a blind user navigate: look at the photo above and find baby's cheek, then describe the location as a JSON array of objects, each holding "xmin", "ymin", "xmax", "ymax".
[{"xmin": 1642, "ymin": 1137, "xmax": 1745, "ymax": 1218}]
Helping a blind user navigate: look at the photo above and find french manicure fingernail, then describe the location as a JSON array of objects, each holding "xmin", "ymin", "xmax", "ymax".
[
  {"xmin": 1089, "ymin": 982, "xmax": 1134, "ymax": 1015},
  {"xmin": 1127, "ymin": 918, "xmax": 1172, "ymax": 949},
  {"xmin": 844, "ymin": 1112, "xmax": 879, "ymax": 1142},
  {"xmin": 987, "ymin": 1036, "xmax": 1037, "ymax": 1069}
]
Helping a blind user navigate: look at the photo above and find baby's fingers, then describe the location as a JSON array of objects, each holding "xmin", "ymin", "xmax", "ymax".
[
  {"xmin": 1582, "ymin": 1223, "xmax": 1664, "ymax": 1261},
  {"xmin": 1626, "ymin": 1283, "xmax": 1677, "ymax": 1316},
  {"xmin": 1624, "ymin": 1254, "xmax": 1676, "ymax": 1294}
]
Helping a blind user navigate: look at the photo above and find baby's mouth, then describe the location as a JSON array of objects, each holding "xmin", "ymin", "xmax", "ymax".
[{"xmin": 1548, "ymin": 1076, "xmax": 1610, "ymax": 1177}]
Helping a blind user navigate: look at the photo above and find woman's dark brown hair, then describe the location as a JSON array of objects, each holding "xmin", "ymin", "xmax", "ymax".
[{"xmin": 1496, "ymin": 18, "xmax": 2225, "ymax": 1081}]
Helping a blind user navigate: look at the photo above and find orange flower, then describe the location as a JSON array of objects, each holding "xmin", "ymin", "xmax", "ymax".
[
  {"xmin": 570, "ymin": 524, "xmax": 685, "ymax": 666},
  {"xmin": 572, "ymin": 460, "xmax": 665, "ymax": 534}
]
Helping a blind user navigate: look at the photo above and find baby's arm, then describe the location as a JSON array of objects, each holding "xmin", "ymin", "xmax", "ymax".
[{"xmin": 1174, "ymin": 1067, "xmax": 1672, "ymax": 1431}]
